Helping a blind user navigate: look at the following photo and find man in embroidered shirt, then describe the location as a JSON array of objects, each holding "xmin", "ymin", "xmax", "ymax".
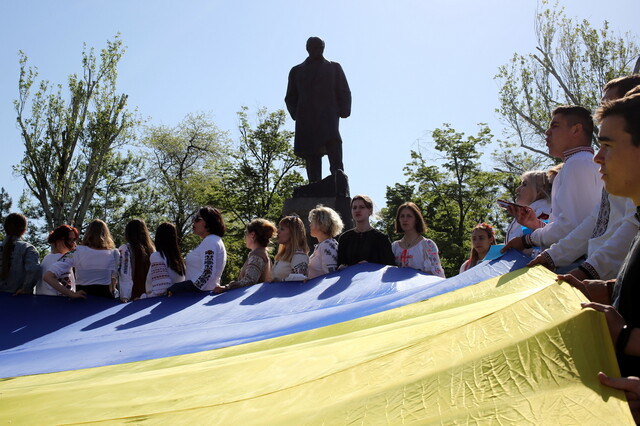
[
  {"xmin": 502, "ymin": 106, "xmax": 603, "ymax": 253},
  {"xmin": 564, "ymin": 90, "xmax": 640, "ymax": 377},
  {"xmin": 527, "ymin": 75, "xmax": 640, "ymax": 280}
]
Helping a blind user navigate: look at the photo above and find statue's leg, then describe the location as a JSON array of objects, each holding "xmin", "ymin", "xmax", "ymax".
[
  {"xmin": 305, "ymin": 156, "xmax": 322, "ymax": 183},
  {"xmin": 327, "ymin": 138, "xmax": 344, "ymax": 174}
]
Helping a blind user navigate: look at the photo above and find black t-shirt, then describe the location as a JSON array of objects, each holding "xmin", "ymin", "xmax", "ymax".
[
  {"xmin": 337, "ymin": 228, "xmax": 395, "ymax": 267},
  {"xmin": 614, "ymin": 207, "xmax": 640, "ymax": 376}
]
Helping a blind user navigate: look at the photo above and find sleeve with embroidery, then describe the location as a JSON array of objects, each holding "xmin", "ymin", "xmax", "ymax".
[
  {"xmin": 193, "ymin": 249, "xmax": 216, "ymax": 290},
  {"xmin": 530, "ymin": 155, "xmax": 602, "ymax": 248},
  {"xmin": 584, "ymin": 198, "xmax": 639, "ymax": 280},
  {"xmin": 545, "ymin": 202, "xmax": 597, "ymax": 267},
  {"xmin": 423, "ymin": 239, "xmax": 445, "ymax": 278},
  {"xmin": 118, "ymin": 244, "xmax": 134, "ymax": 299},
  {"xmin": 320, "ymin": 239, "xmax": 339, "ymax": 274},
  {"xmin": 148, "ymin": 252, "xmax": 173, "ymax": 296},
  {"xmin": 228, "ymin": 254, "xmax": 267, "ymax": 289},
  {"xmin": 290, "ymin": 252, "xmax": 309, "ymax": 277}
]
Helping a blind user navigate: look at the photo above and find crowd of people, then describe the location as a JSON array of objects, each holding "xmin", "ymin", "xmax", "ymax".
[{"xmin": 2, "ymin": 74, "xmax": 640, "ymax": 419}]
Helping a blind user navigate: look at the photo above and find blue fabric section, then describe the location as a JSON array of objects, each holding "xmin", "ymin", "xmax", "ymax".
[{"xmin": 0, "ymin": 250, "xmax": 529, "ymax": 378}]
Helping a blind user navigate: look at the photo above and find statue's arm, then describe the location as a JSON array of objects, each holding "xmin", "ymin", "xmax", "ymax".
[
  {"xmin": 335, "ymin": 63, "xmax": 352, "ymax": 118},
  {"xmin": 285, "ymin": 67, "xmax": 298, "ymax": 120}
]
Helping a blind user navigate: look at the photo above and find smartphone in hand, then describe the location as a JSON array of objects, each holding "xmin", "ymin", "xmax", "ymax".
[{"xmin": 496, "ymin": 199, "xmax": 525, "ymax": 210}]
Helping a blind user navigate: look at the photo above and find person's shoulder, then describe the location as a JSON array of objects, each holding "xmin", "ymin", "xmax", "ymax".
[{"xmin": 150, "ymin": 251, "xmax": 164, "ymax": 262}]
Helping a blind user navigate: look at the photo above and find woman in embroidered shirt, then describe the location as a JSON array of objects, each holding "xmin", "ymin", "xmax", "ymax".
[
  {"xmin": 167, "ymin": 206, "xmax": 227, "ymax": 294},
  {"xmin": 118, "ymin": 219, "xmax": 155, "ymax": 302},
  {"xmin": 459, "ymin": 223, "xmax": 496, "ymax": 274},
  {"xmin": 35, "ymin": 224, "xmax": 81, "ymax": 297},
  {"xmin": 307, "ymin": 206, "xmax": 343, "ymax": 279},
  {"xmin": 142, "ymin": 223, "xmax": 186, "ymax": 298},
  {"xmin": 44, "ymin": 219, "xmax": 119, "ymax": 299},
  {"xmin": 392, "ymin": 202, "xmax": 445, "ymax": 277},
  {"xmin": 0, "ymin": 213, "xmax": 40, "ymax": 295},
  {"xmin": 271, "ymin": 215, "xmax": 309, "ymax": 281},
  {"xmin": 504, "ymin": 171, "xmax": 552, "ymax": 244},
  {"xmin": 214, "ymin": 218, "xmax": 277, "ymax": 293},
  {"xmin": 338, "ymin": 195, "xmax": 395, "ymax": 268}
]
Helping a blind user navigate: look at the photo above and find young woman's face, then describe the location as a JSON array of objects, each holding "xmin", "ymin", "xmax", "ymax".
[
  {"xmin": 309, "ymin": 220, "xmax": 319, "ymax": 238},
  {"xmin": 398, "ymin": 208, "xmax": 417, "ymax": 233},
  {"xmin": 277, "ymin": 224, "xmax": 290, "ymax": 245},
  {"xmin": 192, "ymin": 215, "xmax": 208, "ymax": 238},
  {"xmin": 351, "ymin": 199, "xmax": 372, "ymax": 223},
  {"xmin": 471, "ymin": 229, "xmax": 493, "ymax": 254},
  {"xmin": 245, "ymin": 231, "xmax": 256, "ymax": 249},
  {"xmin": 515, "ymin": 178, "xmax": 538, "ymax": 206},
  {"xmin": 65, "ymin": 230, "xmax": 77, "ymax": 251}
]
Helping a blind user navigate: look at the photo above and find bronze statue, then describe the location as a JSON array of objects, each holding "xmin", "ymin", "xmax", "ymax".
[{"xmin": 285, "ymin": 37, "xmax": 352, "ymax": 183}]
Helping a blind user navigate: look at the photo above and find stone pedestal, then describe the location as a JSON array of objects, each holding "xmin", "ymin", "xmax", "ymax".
[{"xmin": 283, "ymin": 171, "xmax": 353, "ymax": 249}]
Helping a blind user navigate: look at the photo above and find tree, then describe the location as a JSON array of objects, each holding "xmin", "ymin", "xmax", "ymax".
[
  {"xmin": 382, "ymin": 124, "xmax": 505, "ymax": 277},
  {"xmin": 0, "ymin": 188, "xmax": 12, "ymax": 240},
  {"xmin": 14, "ymin": 34, "xmax": 137, "ymax": 231},
  {"xmin": 218, "ymin": 106, "xmax": 305, "ymax": 282},
  {"xmin": 220, "ymin": 106, "xmax": 304, "ymax": 225},
  {"xmin": 143, "ymin": 112, "xmax": 230, "ymax": 244},
  {"xmin": 495, "ymin": 1, "xmax": 639, "ymax": 157}
]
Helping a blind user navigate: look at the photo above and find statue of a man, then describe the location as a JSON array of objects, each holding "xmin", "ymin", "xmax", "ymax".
[{"xmin": 285, "ymin": 37, "xmax": 352, "ymax": 183}]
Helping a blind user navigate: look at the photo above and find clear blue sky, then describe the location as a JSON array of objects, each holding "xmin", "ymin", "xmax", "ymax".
[{"xmin": 1, "ymin": 0, "xmax": 638, "ymax": 217}]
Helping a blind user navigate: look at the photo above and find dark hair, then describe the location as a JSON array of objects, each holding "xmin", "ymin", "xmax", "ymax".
[
  {"xmin": 154, "ymin": 222, "xmax": 185, "ymax": 276},
  {"xmin": 1, "ymin": 213, "xmax": 27, "ymax": 280},
  {"xmin": 48, "ymin": 224, "xmax": 79, "ymax": 250},
  {"xmin": 198, "ymin": 206, "xmax": 226, "ymax": 237},
  {"xmin": 595, "ymin": 93, "xmax": 640, "ymax": 147},
  {"xmin": 351, "ymin": 194, "xmax": 373, "ymax": 209},
  {"xmin": 394, "ymin": 202, "xmax": 427, "ymax": 234},
  {"xmin": 82, "ymin": 219, "xmax": 115, "ymax": 250},
  {"xmin": 125, "ymin": 219, "xmax": 155, "ymax": 299},
  {"xmin": 603, "ymin": 74, "xmax": 640, "ymax": 98},
  {"xmin": 246, "ymin": 218, "xmax": 277, "ymax": 248},
  {"xmin": 552, "ymin": 105, "xmax": 594, "ymax": 142}
]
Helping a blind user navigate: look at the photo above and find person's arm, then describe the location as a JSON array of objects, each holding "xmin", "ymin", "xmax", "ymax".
[
  {"xmin": 290, "ymin": 252, "xmax": 309, "ymax": 277},
  {"xmin": 337, "ymin": 231, "xmax": 349, "ymax": 268},
  {"xmin": 541, "ymin": 202, "xmax": 598, "ymax": 269},
  {"xmin": 43, "ymin": 271, "xmax": 86, "ymax": 299},
  {"xmin": 423, "ymin": 240, "xmax": 445, "ymax": 278},
  {"xmin": 557, "ymin": 274, "xmax": 613, "ymax": 304},
  {"xmin": 529, "ymin": 156, "xmax": 602, "ymax": 248},
  {"xmin": 575, "ymin": 197, "xmax": 639, "ymax": 280},
  {"xmin": 16, "ymin": 244, "xmax": 41, "ymax": 295},
  {"xmin": 375, "ymin": 232, "xmax": 395, "ymax": 266},
  {"xmin": 118, "ymin": 245, "xmax": 133, "ymax": 300},
  {"xmin": 597, "ymin": 373, "xmax": 640, "ymax": 423},
  {"xmin": 319, "ymin": 240, "xmax": 339, "ymax": 275},
  {"xmin": 147, "ymin": 252, "xmax": 173, "ymax": 296},
  {"xmin": 228, "ymin": 254, "xmax": 267, "ymax": 289},
  {"xmin": 581, "ymin": 302, "xmax": 640, "ymax": 357}
]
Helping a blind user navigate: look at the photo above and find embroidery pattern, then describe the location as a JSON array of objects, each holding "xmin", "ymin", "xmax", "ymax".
[
  {"xmin": 591, "ymin": 189, "xmax": 610, "ymax": 238},
  {"xmin": 194, "ymin": 250, "xmax": 215, "ymax": 289}
]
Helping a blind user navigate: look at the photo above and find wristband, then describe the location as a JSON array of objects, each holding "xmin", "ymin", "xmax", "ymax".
[{"xmin": 616, "ymin": 325, "xmax": 632, "ymax": 355}]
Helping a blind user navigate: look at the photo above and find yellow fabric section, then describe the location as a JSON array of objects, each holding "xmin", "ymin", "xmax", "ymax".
[{"xmin": 0, "ymin": 266, "xmax": 633, "ymax": 424}]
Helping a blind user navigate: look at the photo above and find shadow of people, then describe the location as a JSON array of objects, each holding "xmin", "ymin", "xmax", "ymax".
[{"xmin": 115, "ymin": 292, "xmax": 210, "ymax": 330}]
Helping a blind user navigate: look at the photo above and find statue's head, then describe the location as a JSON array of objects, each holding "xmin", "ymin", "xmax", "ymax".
[{"xmin": 306, "ymin": 37, "xmax": 325, "ymax": 59}]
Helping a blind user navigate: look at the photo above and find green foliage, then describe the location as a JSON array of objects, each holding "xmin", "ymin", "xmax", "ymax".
[
  {"xmin": 14, "ymin": 34, "xmax": 138, "ymax": 231},
  {"xmin": 0, "ymin": 188, "xmax": 12, "ymax": 240},
  {"xmin": 143, "ymin": 112, "xmax": 230, "ymax": 244},
  {"xmin": 218, "ymin": 106, "xmax": 305, "ymax": 282},
  {"xmin": 383, "ymin": 124, "xmax": 504, "ymax": 277},
  {"xmin": 495, "ymin": 1, "xmax": 639, "ymax": 157}
]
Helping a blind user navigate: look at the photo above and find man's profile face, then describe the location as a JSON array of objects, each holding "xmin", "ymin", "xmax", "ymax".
[
  {"xmin": 545, "ymin": 114, "xmax": 575, "ymax": 158},
  {"xmin": 594, "ymin": 115, "xmax": 640, "ymax": 201}
]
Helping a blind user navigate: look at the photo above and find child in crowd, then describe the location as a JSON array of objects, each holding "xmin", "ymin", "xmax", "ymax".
[
  {"xmin": 35, "ymin": 224, "xmax": 79, "ymax": 296},
  {"xmin": 271, "ymin": 215, "xmax": 308, "ymax": 281},
  {"xmin": 460, "ymin": 223, "xmax": 495, "ymax": 273}
]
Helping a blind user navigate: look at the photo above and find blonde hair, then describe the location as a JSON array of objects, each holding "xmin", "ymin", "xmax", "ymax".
[
  {"xmin": 275, "ymin": 215, "xmax": 308, "ymax": 262},
  {"xmin": 82, "ymin": 219, "xmax": 116, "ymax": 250},
  {"xmin": 520, "ymin": 170, "xmax": 552, "ymax": 202},
  {"xmin": 308, "ymin": 205, "xmax": 344, "ymax": 237}
]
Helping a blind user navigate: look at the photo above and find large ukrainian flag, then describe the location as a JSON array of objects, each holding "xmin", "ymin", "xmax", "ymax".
[{"xmin": 0, "ymin": 252, "xmax": 633, "ymax": 424}]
